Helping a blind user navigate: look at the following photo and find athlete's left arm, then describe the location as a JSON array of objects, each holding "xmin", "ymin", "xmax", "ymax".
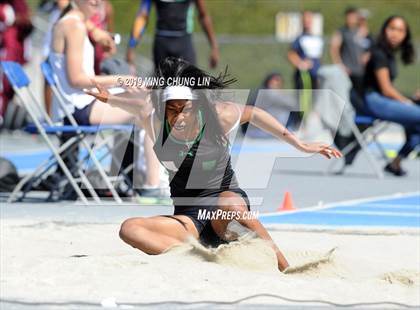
[{"xmin": 237, "ymin": 104, "xmax": 342, "ymax": 159}]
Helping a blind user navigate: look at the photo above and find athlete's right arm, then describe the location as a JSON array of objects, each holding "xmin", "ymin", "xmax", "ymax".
[
  {"xmin": 126, "ymin": 0, "xmax": 152, "ymax": 65},
  {"xmin": 85, "ymin": 81, "xmax": 153, "ymax": 119}
]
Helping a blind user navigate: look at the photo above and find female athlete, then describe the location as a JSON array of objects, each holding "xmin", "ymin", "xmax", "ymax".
[{"xmin": 87, "ymin": 57, "xmax": 342, "ymax": 272}]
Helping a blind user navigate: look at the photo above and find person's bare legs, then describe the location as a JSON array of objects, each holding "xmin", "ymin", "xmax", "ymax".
[
  {"xmin": 119, "ymin": 215, "xmax": 199, "ymax": 254},
  {"xmin": 89, "ymin": 100, "xmax": 160, "ymax": 187},
  {"xmin": 210, "ymin": 191, "xmax": 289, "ymax": 272},
  {"xmin": 144, "ymin": 134, "xmax": 160, "ymax": 187},
  {"xmin": 44, "ymin": 82, "xmax": 52, "ymax": 116},
  {"xmin": 89, "ymin": 100, "xmax": 137, "ymax": 124}
]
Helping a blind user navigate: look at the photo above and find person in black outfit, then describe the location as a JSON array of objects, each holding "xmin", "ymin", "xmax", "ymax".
[
  {"xmin": 363, "ymin": 16, "xmax": 419, "ymax": 176},
  {"xmin": 126, "ymin": 0, "xmax": 219, "ymax": 69}
]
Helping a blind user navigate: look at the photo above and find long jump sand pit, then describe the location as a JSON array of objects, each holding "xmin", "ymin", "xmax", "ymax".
[{"xmin": 1, "ymin": 220, "xmax": 419, "ymax": 308}]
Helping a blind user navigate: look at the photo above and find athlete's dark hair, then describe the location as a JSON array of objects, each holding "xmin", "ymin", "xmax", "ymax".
[
  {"xmin": 153, "ymin": 57, "xmax": 237, "ymax": 146},
  {"xmin": 376, "ymin": 15, "xmax": 414, "ymax": 65}
]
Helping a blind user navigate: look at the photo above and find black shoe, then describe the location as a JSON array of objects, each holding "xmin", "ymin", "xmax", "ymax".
[
  {"xmin": 33, "ymin": 173, "xmax": 61, "ymax": 191},
  {"xmin": 384, "ymin": 163, "xmax": 407, "ymax": 176}
]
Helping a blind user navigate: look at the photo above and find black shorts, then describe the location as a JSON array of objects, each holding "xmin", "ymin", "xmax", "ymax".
[
  {"xmin": 153, "ymin": 34, "xmax": 196, "ymax": 68},
  {"xmin": 63, "ymin": 103, "xmax": 94, "ymax": 126},
  {"xmin": 173, "ymin": 188, "xmax": 251, "ymax": 247}
]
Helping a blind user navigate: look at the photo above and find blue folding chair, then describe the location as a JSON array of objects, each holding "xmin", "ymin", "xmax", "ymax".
[
  {"xmin": 1, "ymin": 61, "xmax": 94, "ymax": 203},
  {"xmin": 353, "ymin": 115, "xmax": 389, "ymax": 163},
  {"xmin": 317, "ymin": 65, "xmax": 389, "ymax": 178},
  {"xmin": 327, "ymin": 112, "xmax": 389, "ymax": 178},
  {"xmin": 2, "ymin": 61, "xmax": 133, "ymax": 203},
  {"xmin": 41, "ymin": 60, "xmax": 140, "ymax": 202}
]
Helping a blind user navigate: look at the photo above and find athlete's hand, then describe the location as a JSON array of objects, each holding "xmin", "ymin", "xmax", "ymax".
[
  {"xmin": 84, "ymin": 79, "xmax": 110, "ymax": 103},
  {"xmin": 300, "ymin": 142, "xmax": 342, "ymax": 159},
  {"xmin": 209, "ymin": 47, "xmax": 220, "ymax": 68}
]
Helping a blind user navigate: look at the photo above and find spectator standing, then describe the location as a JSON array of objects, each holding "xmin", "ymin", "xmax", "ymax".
[
  {"xmin": 287, "ymin": 10, "xmax": 323, "ymax": 90},
  {"xmin": 89, "ymin": 0, "xmax": 115, "ymax": 74},
  {"xmin": 330, "ymin": 7, "xmax": 368, "ymax": 95},
  {"xmin": 126, "ymin": 0, "xmax": 219, "ymax": 70},
  {"xmin": 0, "ymin": 0, "xmax": 32, "ymax": 119}
]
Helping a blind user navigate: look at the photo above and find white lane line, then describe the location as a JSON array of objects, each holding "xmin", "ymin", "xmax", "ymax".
[
  {"xmin": 363, "ymin": 203, "xmax": 420, "ymax": 209},
  {"xmin": 261, "ymin": 191, "xmax": 420, "ymax": 218},
  {"xmin": 317, "ymin": 210, "xmax": 420, "ymax": 217}
]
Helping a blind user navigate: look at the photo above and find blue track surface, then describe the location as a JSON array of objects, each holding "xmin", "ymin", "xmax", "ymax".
[
  {"xmin": 2, "ymin": 143, "xmax": 402, "ymax": 172},
  {"xmin": 260, "ymin": 194, "xmax": 420, "ymax": 228},
  {"xmin": 2, "ymin": 149, "xmax": 110, "ymax": 172}
]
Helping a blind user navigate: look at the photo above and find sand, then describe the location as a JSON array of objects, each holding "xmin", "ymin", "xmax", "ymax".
[{"xmin": 1, "ymin": 219, "xmax": 419, "ymax": 308}]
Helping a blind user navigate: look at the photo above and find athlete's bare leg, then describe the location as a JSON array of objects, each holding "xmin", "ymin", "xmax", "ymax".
[
  {"xmin": 119, "ymin": 215, "xmax": 199, "ymax": 254},
  {"xmin": 210, "ymin": 191, "xmax": 289, "ymax": 272}
]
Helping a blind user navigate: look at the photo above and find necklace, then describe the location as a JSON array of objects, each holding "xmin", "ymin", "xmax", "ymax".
[{"xmin": 165, "ymin": 110, "xmax": 204, "ymax": 158}]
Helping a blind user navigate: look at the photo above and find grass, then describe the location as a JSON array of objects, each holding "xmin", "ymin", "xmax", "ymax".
[
  {"xmin": 27, "ymin": 0, "xmax": 419, "ymax": 93},
  {"xmin": 123, "ymin": 36, "xmax": 419, "ymax": 95},
  {"xmin": 109, "ymin": 0, "xmax": 419, "ymax": 93},
  {"xmin": 110, "ymin": 0, "xmax": 420, "ymax": 37}
]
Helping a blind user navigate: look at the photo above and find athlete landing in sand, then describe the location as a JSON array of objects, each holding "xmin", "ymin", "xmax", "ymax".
[{"xmin": 86, "ymin": 57, "xmax": 342, "ymax": 272}]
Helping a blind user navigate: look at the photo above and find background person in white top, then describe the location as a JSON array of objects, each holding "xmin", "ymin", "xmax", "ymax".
[
  {"xmin": 50, "ymin": 0, "xmax": 161, "ymax": 191},
  {"xmin": 287, "ymin": 10, "xmax": 324, "ymax": 90},
  {"xmin": 42, "ymin": 0, "xmax": 116, "ymax": 116}
]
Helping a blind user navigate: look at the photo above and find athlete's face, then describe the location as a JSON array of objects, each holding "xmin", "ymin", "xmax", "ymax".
[{"xmin": 166, "ymin": 99, "xmax": 195, "ymax": 132}]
